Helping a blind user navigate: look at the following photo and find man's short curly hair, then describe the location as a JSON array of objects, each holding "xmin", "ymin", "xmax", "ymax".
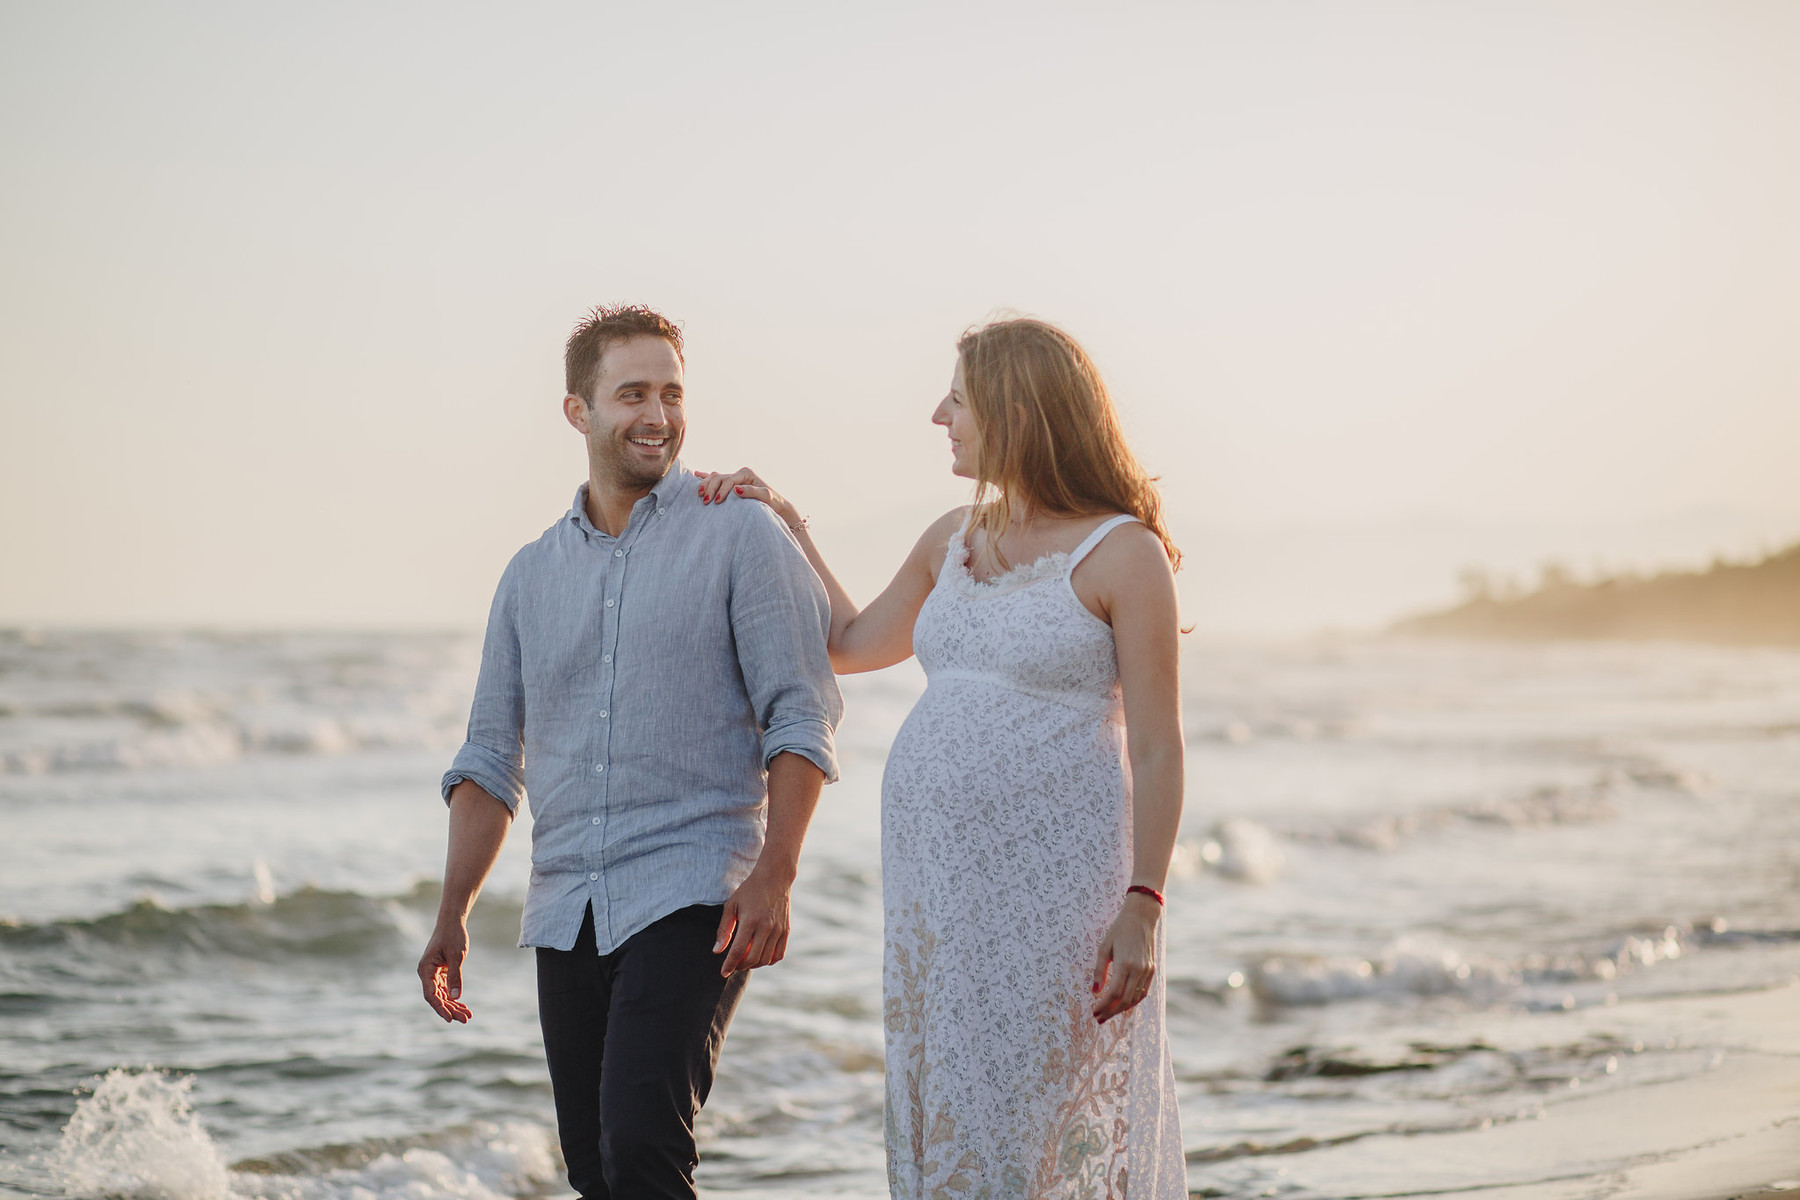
[{"xmin": 565, "ymin": 304, "xmax": 685, "ymax": 404}]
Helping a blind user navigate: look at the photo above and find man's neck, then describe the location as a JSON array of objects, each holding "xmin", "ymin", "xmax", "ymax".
[{"xmin": 586, "ymin": 471, "xmax": 661, "ymax": 538}]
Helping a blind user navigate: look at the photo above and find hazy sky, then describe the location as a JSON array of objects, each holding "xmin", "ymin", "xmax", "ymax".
[{"xmin": 3, "ymin": 2, "xmax": 1796, "ymax": 633}]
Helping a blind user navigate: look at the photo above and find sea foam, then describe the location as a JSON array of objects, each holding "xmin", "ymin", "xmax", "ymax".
[
  {"xmin": 232, "ymin": 1125, "xmax": 560, "ymax": 1200},
  {"xmin": 51, "ymin": 1068, "xmax": 231, "ymax": 1200},
  {"xmin": 48, "ymin": 1067, "xmax": 560, "ymax": 1200}
]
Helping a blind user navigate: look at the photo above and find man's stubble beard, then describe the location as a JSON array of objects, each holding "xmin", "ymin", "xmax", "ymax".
[{"xmin": 593, "ymin": 426, "xmax": 683, "ymax": 493}]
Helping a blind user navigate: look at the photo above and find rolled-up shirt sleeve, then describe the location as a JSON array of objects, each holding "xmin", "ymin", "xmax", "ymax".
[
  {"xmin": 729, "ymin": 506, "xmax": 844, "ymax": 783},
  {"xmin": 442, "ymin": 560, "xmax": 528, "ymax": 812}
]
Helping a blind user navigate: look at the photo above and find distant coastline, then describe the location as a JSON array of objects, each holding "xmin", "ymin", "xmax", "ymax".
[{"xmin": 1393, "ymin": 541, "xmax": 1800, "ymax": 646}]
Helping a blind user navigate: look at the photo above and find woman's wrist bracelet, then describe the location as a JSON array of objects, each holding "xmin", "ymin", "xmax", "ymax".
[
  {"xmin": 786, "ymin": 514, "xmax": 809, "ymax": 535},
  {"xmin": 1126, "ymin": 884, "xmax": 1164, "ymax": 906}
]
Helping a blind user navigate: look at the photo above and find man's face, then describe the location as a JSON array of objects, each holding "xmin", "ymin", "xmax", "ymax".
[{"xmin": 565, "ymin": 335, "xmax": 686, "ymax": 491}]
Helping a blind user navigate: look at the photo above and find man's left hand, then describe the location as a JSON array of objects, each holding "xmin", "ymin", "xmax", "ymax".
[{"xmin": 714, "ymin": 867, "xmax": 793, "ymax": 976}]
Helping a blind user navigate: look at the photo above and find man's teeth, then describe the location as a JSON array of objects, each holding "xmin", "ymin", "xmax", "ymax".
[{"xmin": 629, "ymin": 437, "xmax": 668, "ymax": 446}]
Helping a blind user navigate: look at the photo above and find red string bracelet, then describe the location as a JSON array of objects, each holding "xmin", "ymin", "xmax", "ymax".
[{"xmin": 1126, "ymin": 884, "xmax": 1164, "ymax": 906}]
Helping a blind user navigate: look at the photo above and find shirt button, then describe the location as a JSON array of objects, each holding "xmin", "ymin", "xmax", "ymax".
[
  {"xmin": 598, "ymin": 710, "xmax": 609, "ymax": 719},
  {"xmin": 591, "ymin": 816, "xmax": 601, "ymax": 825},
  {"xmin": 657, "ymin": 508, "xmax": 667, "ymax": 517},
  {"xmin": 588, "ymin": 872, "xmax": 598, "ymax": 881},
  {"xmin": 593, "ymin": 763, "xmax": 605, "ymax": 773},
  {"xmin": 614, "ymin": 549, "xmax": 623, "ymax": 558},
  {"xmin": 605, "ymin": 599, "xmax": 615, "ymax": 608},
  {"xmin": 602, "ymin": 654, "xmax": 612, "ymax": 664}
]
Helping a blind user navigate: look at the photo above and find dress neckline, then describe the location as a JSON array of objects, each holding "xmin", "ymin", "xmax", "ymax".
[
  {"xmin": 948, "ymin": 528, "xmax": 1071, "ymax": 592},
  {"xmin": 946, "ymin": 514, "xmax": 1140, "ymax": 594}
]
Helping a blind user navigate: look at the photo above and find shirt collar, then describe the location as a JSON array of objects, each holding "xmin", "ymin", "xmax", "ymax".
[{"xmin": 567, "ymin": 461, "xmax": 690, "ymax": 540}]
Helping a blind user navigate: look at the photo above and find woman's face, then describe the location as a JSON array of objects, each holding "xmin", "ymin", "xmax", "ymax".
[{"xmin": 931, "ymin": 359, "xmax": 981, "ymax": 479}]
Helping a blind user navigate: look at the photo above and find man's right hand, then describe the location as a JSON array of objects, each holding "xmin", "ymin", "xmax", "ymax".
[{"xmin": 418, "ymin": 918, "xmax": 473, "ymax": 1023}]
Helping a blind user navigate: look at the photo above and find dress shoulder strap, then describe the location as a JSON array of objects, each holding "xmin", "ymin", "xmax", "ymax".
[
  {"xmin": 937, "ymin": 511, "xmax": 971, "ymax": 577},
  {"xmin": 1066, "ymin": 514, "xmax": 1141, "ymax": 571}
]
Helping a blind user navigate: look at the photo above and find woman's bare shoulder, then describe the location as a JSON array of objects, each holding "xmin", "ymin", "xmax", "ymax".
[
  {"xmin": 922, "ymin": 506, "xmax": 971, "ymax": 542},
  {"xmin": 906, "ymin": 506, "xmax": 972, "ymax": 575},
  {"xmin": 1085, "ymin": 518, "xmax": 1176, "ymax": 577}
]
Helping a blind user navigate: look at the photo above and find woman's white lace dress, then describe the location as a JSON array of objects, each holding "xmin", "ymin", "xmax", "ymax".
[{"xmin": 882, "ymin": 514, "xmax": 1185, "ymax": 1199}]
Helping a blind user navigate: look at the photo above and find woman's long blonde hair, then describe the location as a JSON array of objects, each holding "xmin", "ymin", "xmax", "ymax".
[{"xmin": 958, "ymin": 318, "xmax": 1180, "ymax": 571}]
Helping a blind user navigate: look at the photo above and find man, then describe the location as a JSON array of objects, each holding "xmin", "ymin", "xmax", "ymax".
[{"xmin": 417, "ymin": 305, "xmax": 841, "ymax": 1197}]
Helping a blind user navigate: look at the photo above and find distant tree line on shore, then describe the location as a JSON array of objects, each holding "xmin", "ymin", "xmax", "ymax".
[{"xmin": 1393, "ymin": 541, "xmax": 1800, "ymax": 646}]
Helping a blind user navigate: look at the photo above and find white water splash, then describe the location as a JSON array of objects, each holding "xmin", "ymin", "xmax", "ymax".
[
  {"xmin": 48, "ymin": 1071, "xmax": 559, "ymax": 1200},
  {"xmin": 1201, "ymin": 818, "xmax": 1287, "ymax": 884},
  {"xmin": 50, "ymin": 1068, "xmax": 231, "ymax": 1200}
]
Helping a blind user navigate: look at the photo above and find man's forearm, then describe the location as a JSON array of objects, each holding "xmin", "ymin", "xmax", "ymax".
[
  {"xmin": 438, "ymin": 780, "xmax": 514, "ymax": 923},
  {"xmin": 754, "ymin": 751, "xmax": 825, "ymax": 881}
]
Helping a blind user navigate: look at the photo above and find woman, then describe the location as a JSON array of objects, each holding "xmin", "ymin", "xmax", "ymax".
[{"xmin": 699, "ymin": 318, "xmax": 1185, "ymax": 1197}]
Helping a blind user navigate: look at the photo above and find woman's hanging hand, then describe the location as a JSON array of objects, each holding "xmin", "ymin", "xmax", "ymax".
[{"xmin": 1091, "ymin": 891, "xmax": 1162, "ymax": 1023}]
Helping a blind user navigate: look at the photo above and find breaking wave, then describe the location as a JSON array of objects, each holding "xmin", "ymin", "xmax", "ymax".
[
  {"xmin": 1244, "ymin": 922, "xmax": 1800, "ymax": 1008},
  {"xmin": 0, "ymin": 629, "xmax": 477, "ymax": 776},
  {"xmin": 0, "ymin": 882, "xmax": 523, "ymax": 961}
]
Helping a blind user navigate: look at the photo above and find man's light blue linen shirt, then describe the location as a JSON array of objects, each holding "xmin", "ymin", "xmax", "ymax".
[{"xmin": 442, "ymin": 465, "xmax": 843, "ymax": 954}]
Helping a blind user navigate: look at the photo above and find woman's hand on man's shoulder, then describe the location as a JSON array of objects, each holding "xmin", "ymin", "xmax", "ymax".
[{"xmin": 692, "ymin": 467, "xmax": 803, "ymax": 532}]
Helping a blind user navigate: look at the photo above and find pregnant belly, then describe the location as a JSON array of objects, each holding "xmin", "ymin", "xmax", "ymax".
[
  {"xmin": 882, "ymin": 679, "xmax": 1127, "ymax": 851},
  {"xmin": 881, "ymin": 680, "xmax": 1132, "ymax": 923}
]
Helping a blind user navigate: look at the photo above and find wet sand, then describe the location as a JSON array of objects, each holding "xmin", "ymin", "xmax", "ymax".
[{"xmin": 1228, "ymin": 979, "xmax": 1800, "ymax": 1200}]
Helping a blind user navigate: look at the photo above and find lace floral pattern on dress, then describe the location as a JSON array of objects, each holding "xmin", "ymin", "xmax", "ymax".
[
  {"xmin": 942, "ymin": 529, "xmax": 1073, "ymax": 596},
  {"xmin": 880, "ymin": 515, "xmax": 1184, "ymax": 1200}
]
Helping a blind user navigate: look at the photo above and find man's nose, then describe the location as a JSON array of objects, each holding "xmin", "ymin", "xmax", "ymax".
[{"xmin": 642, "ymin": 397, "xmax": 669, "ymax": 426}]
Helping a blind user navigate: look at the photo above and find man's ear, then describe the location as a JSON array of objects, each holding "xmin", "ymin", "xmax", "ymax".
[{"xmin": 563, "ymin": 393, "xmax": 590, "ymax": 433}]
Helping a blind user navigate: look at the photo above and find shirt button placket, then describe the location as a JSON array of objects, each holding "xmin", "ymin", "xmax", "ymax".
[{"xmin": 593, "ymin": 527, "xmax": 626, "ymax": 917}]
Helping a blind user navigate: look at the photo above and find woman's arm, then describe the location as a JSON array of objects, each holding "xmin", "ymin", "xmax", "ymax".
[
  {"xmin": 1085, "ymin": 527, "xmax": 1185, "ymax": 1023},
  {"xmin": 698, "ymin": 469, "xmax": 961, "ymax": 674}
]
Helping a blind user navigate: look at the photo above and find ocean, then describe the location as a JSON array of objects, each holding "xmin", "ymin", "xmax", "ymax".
[{"xmin": 1, "ymin": 629, "xmax": 1797, "ymax": 1198}]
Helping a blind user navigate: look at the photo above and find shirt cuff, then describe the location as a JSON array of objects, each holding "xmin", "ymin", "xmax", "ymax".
[
  {"xmin": 762, "ymin": 717, "xmax": 840, "ymax": 785},
  {"xmin": 441, "ymin": 742, "xmax": 526, "ymax": 813}
]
